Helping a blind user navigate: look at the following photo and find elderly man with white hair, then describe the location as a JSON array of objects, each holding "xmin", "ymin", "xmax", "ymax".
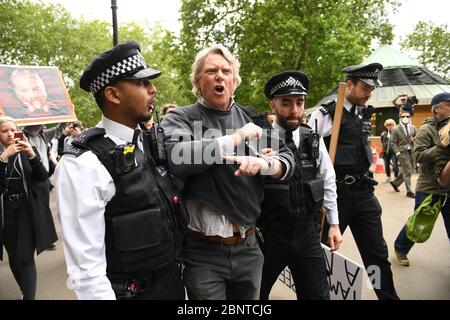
[{"xmin": 161, "ymin": 44, "xmax": 294, "ymax": 300}]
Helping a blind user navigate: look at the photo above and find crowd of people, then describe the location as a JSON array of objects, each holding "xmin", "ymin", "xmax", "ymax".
[{"xmin": 1, "ymin": 39, "xmax": 449, "ymax": 301}]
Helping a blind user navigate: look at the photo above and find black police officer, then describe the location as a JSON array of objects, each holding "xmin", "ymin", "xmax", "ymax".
[
  {"xmin": 259, "ymin": 71, "xmax": 342, "ymax": 300},
  {"xmin": 55, "ymin": 41, "xmax": 187, "ymax": 300},
  {"xmin": 308, "ymin": 63, "xmax": 400, "ymax": 300}
]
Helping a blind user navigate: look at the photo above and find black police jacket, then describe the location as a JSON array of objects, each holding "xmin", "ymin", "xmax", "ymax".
[
  {"xmin": 321, "ymin": 101, "xmax": 374, "ymax": 178},
  {"xmin": 68, "ymin": 127, "xmax": 188, "ymax": 274},
  {"xmin": 261, "ymin": 125, "xmax": 324, "ymax": 223}
]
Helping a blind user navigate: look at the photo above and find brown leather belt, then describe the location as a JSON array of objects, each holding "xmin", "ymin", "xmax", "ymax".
[{"xmin": 190, "ymin": 227, "xmax": 256, "ymax": 245}]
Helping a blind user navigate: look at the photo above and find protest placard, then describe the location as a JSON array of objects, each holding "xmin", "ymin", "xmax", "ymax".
[
  {"xmin": 278, "ymin": 244, "xmax": 365, "ymax": 300},
  {"xmin": 0, "ymin": 65, "xmax": 77, "ymax": 125}
]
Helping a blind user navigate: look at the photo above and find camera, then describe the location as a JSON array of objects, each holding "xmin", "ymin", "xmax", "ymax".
[
  {"xmin": 148, "ymin": 124, "xmax": 167, "ymax": 165},
  {"xmin": 307, "ymin": 131, "xmax": 320, "ymax": 160},
  {"xmin": 112, "ymin": 143, "xmax": 136, "ymax": 174},
  {"xmin": 395, "ymin": 94, "xmax": 417, "ymax": 116}
]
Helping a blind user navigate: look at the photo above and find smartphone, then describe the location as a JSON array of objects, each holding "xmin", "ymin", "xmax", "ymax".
[{"xmin": 14, "ymin": 132, "xmax": 24, "ymax": 141}]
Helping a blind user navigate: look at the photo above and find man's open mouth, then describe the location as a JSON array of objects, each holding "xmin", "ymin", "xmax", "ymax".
[{"xmin": 214, "ymin": 85, "xmax": 225, "ymax": 94}]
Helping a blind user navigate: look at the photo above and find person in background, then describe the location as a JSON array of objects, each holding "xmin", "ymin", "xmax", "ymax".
[
  {"xmin": 393, "ymin": 92, "xmax": 450, "ymax": 266},
  {"xmin": 22, "ymin": 123, "xmax": 67, "ymax": 177},
  {"xmin": 380, "ymin": 119, "xmax": 399, "ymax": 183},
  {"xmin": 161, "ymin": 103, "xmax": 177, "ymax": 116},
  {"xmin": 259, "ymin": 70, "xmax": 342, "ymax": 300},
  {"xmin": 0, "ymin": 116, "xmax": 57, "ymax": 300},
  {"xmin": 308, "ymin": 63, "xmax": 399, "ymax": 300},
  {"xmin": 159, "ymin": 103, "xmax": 177, "ymax": 123},
  {"xmin": 23, "ymin": 123, "xmax": 67, "ymax": 251},
  {"xmin": 436, "ymin": 93, "xmax": 450, "ymax": 187},
  {"xmin": 63, "ymin": 121, "xmax": 84, "ymax": 152},
  {"xmin": 262, "ymin": 111, "xmax": 276, "ymax": 125},
  {"xmin": 389, "ymin": 109, "xmax": 417, "ymax": 198}
]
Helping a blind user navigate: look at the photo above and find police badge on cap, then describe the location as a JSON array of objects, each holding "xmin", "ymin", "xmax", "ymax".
[
  {"xmin": 342, "ymin": 63, "xmax": 383, "ymax": 87},
  {"xmin": 264, "ymin": 70, "xmax": 309, "ymax": 99},
  {"xmin": 80, "ymin": 40, "xmax": 161, "ymax": 95}
]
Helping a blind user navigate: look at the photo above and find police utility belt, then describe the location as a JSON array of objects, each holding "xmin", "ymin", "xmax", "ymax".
[{"xmin": 337, "ymin": 173, "xmax": 378, "ymax": 186}]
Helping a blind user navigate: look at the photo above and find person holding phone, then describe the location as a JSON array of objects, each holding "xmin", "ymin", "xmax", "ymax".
[{"xmin": 0, "ymin": 116, "xmax": 57, "ymax": 300}]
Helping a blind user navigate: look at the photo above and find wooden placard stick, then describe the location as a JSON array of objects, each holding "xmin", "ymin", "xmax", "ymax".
[
  {"xmin": 320, "ymin": 81, "xmax": 347, "ymax": 241},
  {"xmin": 328, "ymin": 82, "xmax": 347, "ymax": 163}
]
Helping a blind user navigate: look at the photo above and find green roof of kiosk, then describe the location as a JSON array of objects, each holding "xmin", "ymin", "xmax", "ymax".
[
  {"xmin": 312, "ymin": 45, "xmax": 449, "ymax": 110},
  {"xmin": 362, "ymin": 45, "xmax": 421, "ymax": 69}
]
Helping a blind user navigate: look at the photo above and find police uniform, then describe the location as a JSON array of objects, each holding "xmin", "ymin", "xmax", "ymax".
[
  {"xmin": 55, "ymin": 41, "xmax": 187, "ymax": 300},
  {"xmin": 308, "ymin": 63, "xmax": 400, "ymax": 300},
  {"xmin": 259, "ymin": 71, "xmax": 338, "ymax": 300}
]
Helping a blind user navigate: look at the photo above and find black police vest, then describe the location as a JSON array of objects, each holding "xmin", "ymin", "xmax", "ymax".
[
  {"xmin": 322, "ymin": 102, "xmax": 373, "ymax": 177},
  {"xmin": 68, "ymin": 128, "xmax": 188, "ymax": 274},
  {"xmin": 261, "ymin": 125, "xmax": 324, "ymax": 223}
]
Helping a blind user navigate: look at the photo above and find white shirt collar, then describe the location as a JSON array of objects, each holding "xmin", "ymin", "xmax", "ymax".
[
  {"xmin": 272, "ymin": 122, "xmax": 300, "ymax": 140},
  {"xmin": 344, "ymin": 99, "xmax": 354, "ymax": 112},
  {"xmin": 99, "ymin": 115, "xmax": 140, "ymax": 144}
]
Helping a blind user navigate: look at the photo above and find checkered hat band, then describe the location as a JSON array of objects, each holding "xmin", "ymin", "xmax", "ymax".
[
  {"xmin": 89, "ymin": 54, "xmax": 147, "ymax": 94},
  {"xmin": 348, "ymin": 71, "xmax": 378, "ymax": 79},
  {"xmin": 270, "ymin": 76, "xmax": 306, "ymax": 96}
]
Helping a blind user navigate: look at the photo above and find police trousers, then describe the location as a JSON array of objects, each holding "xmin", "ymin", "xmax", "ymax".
[
  {"xmin": 322, "ymin": 181, "xmax": 399, "ymax": 300},
  {"xmin": 260, "ymin": 219, "xmax": 329, "ymax": 300}
]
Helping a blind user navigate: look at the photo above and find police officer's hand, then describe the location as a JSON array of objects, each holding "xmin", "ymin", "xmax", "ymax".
[
  {"xmin": 235, "ymin": 123, "xmax": 263, "ymax": 145},
  {"xmin": 328, "ymin": 224, "xmax": 343, "ymax": 252},
  {"xmin": 222, "ymin": 155, "xmax": 271, "ymax": 176}
]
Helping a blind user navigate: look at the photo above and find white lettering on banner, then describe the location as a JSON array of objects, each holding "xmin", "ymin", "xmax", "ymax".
[{"xmin": 278, "ymin": 244, "xmax": 365, "ymax": 300}]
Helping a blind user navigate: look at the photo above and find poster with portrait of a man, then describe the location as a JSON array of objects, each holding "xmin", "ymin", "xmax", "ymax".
[{"xmin": 0, "ymin": 65, "xmax": 77, "ymax": 126}]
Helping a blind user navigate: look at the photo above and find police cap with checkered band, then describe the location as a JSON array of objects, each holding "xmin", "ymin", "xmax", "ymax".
[
  {"xmin": 342, "ymin": 62, "xmax": 383, "ymax": 87},
  {"xmin": 264, "ymin": 70, "xmax": 309, "ymax": 99},
  {"xmin": 80, "ymin": 40, "xmax": 161, "ymax": 95}
]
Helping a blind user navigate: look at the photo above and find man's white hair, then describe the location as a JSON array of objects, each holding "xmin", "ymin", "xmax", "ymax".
[{"xmin": 190, "ymin": 44, "xmax": 242, "ymax": 97}]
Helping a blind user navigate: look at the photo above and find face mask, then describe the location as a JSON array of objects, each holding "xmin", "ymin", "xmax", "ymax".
[{"xmin": 401, "ymin": 117, "xmax": 410, "ymax": 125}]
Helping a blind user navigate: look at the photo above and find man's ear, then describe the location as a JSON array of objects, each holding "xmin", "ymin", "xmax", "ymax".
[
  {"xmin": 104, "ymin": 85, "xmax": 121, "ymax": 105},
  {"xmin": 269, "ymin": 100, "xmax": 275, "ymax": 111},
  {"xmin": 345, "ymin": 79, "xmax": 353, "ymax": 90}
]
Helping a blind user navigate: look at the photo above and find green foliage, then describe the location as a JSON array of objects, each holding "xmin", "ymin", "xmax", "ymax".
[
  {"xmin": 0, "ymin": 0, "xmax": 188, "ymax": 127},
  {"xmin": 0, "ymin": 0, "xmax": 400, "ymax": 127},
  {"xmin": 178, "ymin": 0, "xmax": 398, "ymax": 111},
  {"xmin": 401, "ymin": 21, "xmax": 449, "ymax": 79}
]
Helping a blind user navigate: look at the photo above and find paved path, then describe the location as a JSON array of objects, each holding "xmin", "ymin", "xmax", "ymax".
[{"xmin": 1, "ymin": 173, "xmax": 449, "ymax": 300}]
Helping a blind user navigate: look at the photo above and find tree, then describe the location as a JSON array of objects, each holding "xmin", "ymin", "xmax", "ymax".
[
  {"xmin": 0, "ymin": 0, "xmax": 110, "ymax": 126},
  {"xmin": 0, "ymin": 0, "xmax": 188, "ymax": 127},
  {"xmin": 401, "ymin": 21, "xmax": 449, "ymax": 79},
  {"xmin": 177, "ymin": 0, "xmax": 398, "ymax": 111}
]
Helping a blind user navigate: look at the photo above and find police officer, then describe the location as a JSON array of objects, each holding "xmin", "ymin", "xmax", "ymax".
[
  {"xmin": 308, "ymin": 63, "xmax": 400, "ymax": 300},
  {"xmin": 259, "ymin": 71, "xmax": 342, "ymax": 300},
  {"xmin": 55, "ymin": 41, "xmax": 187, "ymax": 300}
]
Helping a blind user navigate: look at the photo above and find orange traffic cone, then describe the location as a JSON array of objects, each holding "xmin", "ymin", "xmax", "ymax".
[
  {"xmin": 371, "ymin": 146, "xmax": 378, "ymax": 163},
  {"xmin": 375, "ymin": 156, "xmax": 385, "ymax": 173}
]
